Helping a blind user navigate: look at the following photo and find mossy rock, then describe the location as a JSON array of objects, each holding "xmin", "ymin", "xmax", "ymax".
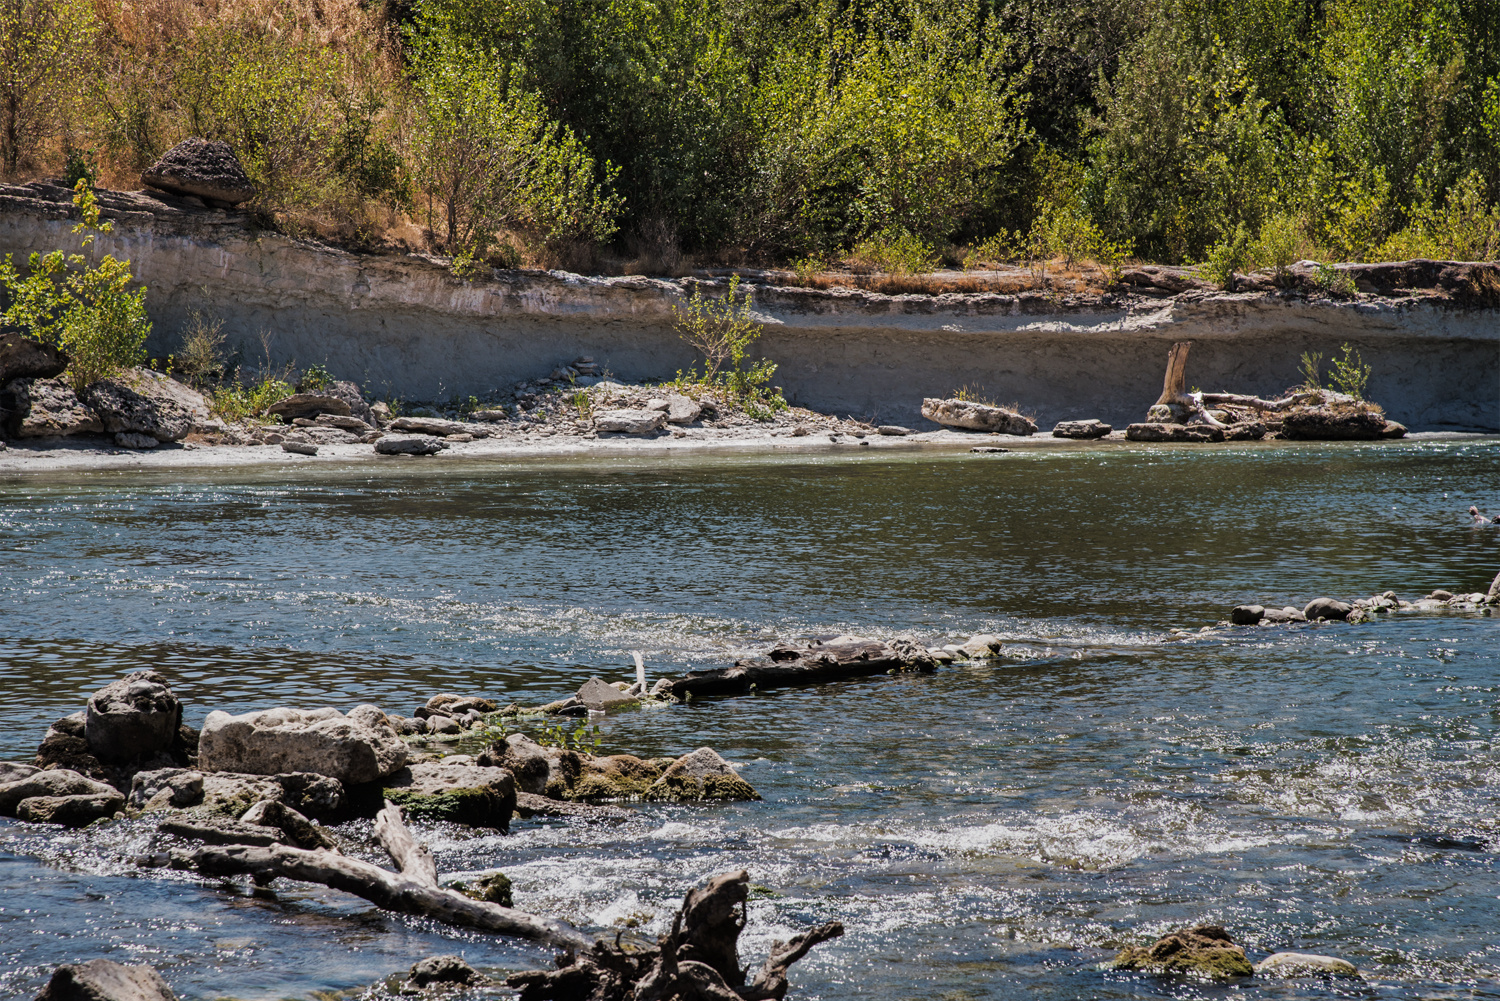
[
  {"xmin": 382, "ymin": 762, "xmax": 516, "ymax": 830},
  {"xmin": 642, "ymin": 748, "xmax": 760, "ymax": 802},
  {"xmin": 450, "ymin": 872, "xmax": 513, "ymax": 907},
  {"xmin": 566, "ymin": 754, "xmax": 671, "ymax": 801},
  {"xmin": 1110, "ymin": 925, "xmax": 1254, "ymax": 979}
]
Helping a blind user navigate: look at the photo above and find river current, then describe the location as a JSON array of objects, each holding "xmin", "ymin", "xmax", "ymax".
[{"xmin": 2, "ymin": 439, "xmax": 1498, "ymax": 1000}]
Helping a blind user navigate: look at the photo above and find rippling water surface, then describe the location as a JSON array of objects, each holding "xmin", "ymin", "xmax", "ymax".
[{"xmin": 2, "ymin": 440, "xmax": 1499, "ymax": 999}]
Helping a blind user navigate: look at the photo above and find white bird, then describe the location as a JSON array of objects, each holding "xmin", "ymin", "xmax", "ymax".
[{"xmin": 1470, "ymin": 506, "xmax": 1490, "ymax": 525}]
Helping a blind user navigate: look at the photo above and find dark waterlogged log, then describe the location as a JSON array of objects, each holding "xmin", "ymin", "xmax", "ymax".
[
  {"xmin": 667, "ymin": 637, "xmax": 914, "ymax": 698},
  {"xmin": 166, "ymin": 801, "xmax": 588, "ymax": 950},
  {"xmin": 508, "ymin": 869, "xmax": 842, "ymax": 1001}
]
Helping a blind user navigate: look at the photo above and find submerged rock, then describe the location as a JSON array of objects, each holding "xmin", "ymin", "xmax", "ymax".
[
  {"xmin": 142, "ymin": 137, "xmax": 255, "ymax": 205},
  {"xmin": 450, "ymin": 871, "xmax": 513, "ymax": 907},
  {"xmin": 408, "ymin": 955, "xmax": 482, "ymax": 989},
  {"xmin": 478, "ymin": 734, "xmax": 753, "ymax": 803},
  {"xmin": 1229, "ymin": 604, "xmax": 1265, "ymax": 625},
  {"xmin": 1303, "ymin": 597, "xmax": 1353, "ymax": 621},
  {"xmin": 198, "ymin": 705, "xmax": 408, "ymax": 784},
  {"xmin": 921, "ymin": 398, "xmax": 1037, "ymax": 435},
  {"xmin": 1110, "ymin": 925, "xmax": 1254, "ymax": 979},
  {"xmin": 957, "ymin": 634, "xmax": 1004, "ymax": 659},
  {"xmin": 35, "ymin": 958, "xmax": 177, "ymax": 1001},
  {"xmin": 1254, "ymin": 952, "xmax": 1360, "ymax": 978},
  {"xmin": 381, "ymin": 761, "xmax": 516, "ymax": 830}
]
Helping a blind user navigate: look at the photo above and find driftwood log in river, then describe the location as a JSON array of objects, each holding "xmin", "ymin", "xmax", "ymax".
[
  {"xmin": 666, "ymin": 635, "xmax": 933, "ymax": 699},
  {"xmin": 508, "ymin": 869, "xmax": 843, "ymax": 1001},
  {"xmin": 163, "ymin": 801, "xmax": 589, "ymax": 950}
]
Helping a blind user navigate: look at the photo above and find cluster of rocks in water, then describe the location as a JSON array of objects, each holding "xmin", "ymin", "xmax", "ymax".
[
  {"xmin": 1109, "ymin": 924, "xmax": 1360, "ymax": 982},
  {"xmin": 1220, "ymin": 572, "xmax": 1500, "ymax": 630}
]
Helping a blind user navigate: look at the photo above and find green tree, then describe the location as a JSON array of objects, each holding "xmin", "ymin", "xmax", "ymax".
[{"xmin": 0, "ymin": 0, "xmax": 96, "ymax": 174}]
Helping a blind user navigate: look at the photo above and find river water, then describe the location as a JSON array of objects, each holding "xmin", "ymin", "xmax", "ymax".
[{"xmin": 2, "ymin": 439, "xmax": 1498, "ymax": 1000}]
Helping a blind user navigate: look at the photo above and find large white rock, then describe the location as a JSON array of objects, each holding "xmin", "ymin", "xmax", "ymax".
[
  {"xmin": 921, "ymin": 398, "xmax": 1038, "ymax": 435},
  {"xmin": 198, "ymin": 705, "xmax": 408, "ymax": 784},
  {"xmin": 1254, "ymin": 952, "xmax": 1360, "ymax": 978},
  {"xmin": 595, "ymin": 408, "xmax": 666, "ymax": 434}
]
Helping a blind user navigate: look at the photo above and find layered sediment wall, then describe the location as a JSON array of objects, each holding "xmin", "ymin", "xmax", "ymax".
[{"xmin": 2, "ymin": 182, "xmax": 1496, "ymax": 431}]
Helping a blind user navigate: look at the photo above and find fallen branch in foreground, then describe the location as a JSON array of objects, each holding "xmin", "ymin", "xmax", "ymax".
[
  {"xmin": 508, "ymin": 869, "xmax": 843, "ymax": 1001},
  {"xmin": 156, "ymin": 802, "xmax": 841, "ymax": 999},
  {"xmin": 163, "ymin": 800, "xmax": 589, "ymax": 950}
]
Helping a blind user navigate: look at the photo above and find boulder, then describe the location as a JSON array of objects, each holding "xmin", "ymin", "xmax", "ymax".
[
  {"xmin": 266, "ymin": 393, "xmax": 351, "ymax": 421},
  {"xmin": 16, "ymin": 791, "xmax": 125, "ymax": 826},
  {"xmin": 85, "ymin": 671, "xmax": 182, "ymax": 763},
  {"xmin": 193, "ymin": 770, "xmax": 344, "ymax": 820},
  {"xmin": 375, "ymin": 435, "xmax": 447, "ymax": 456},
  {"xmin": 0, "ymin": 328, "xmax": 67, "ymax": 385},
  {"xmin": 1281, "ymin": 407, "xmax": 1395, "ymax": 440},
  {"xmin": 0, "ymin": 768, "xmax": 121, "ymax": 815},
  {"xmin": 0, "ymin": 377, "xmax": 29, "ymax": 437},
  {"xmin": 1125, "ymin": 422, "xmax": 1224, "ymax": 442},
  {"xmin": 281, "ymin": 441, "xmax": 318, "ymax": 456},
  {"xmin": 127, "ymin": 768, "xmax": 204, "ymax": 812},
  {"xmin": 1229, "ymin": 604, "xmax": 1265, "ymax": 626},
  {"xmin": 1052, "ymin": 419, "xmax": 1112, "ymax": 439},
  {"xmin": 114, "ymin": 432, "xmax": 158, "ymax": 449},
  {"xmin": 311, "ymin": 413, "xmax": 372, "ymax": 432},
  {"xmin": 1109, "ymin": 925, "xmax": 1254, "ymax": 979},
  {"xmin": 417, "ymin": 694, "xmax": 499, "ymax": 719},
  {"xmin": 662, "ymin": 393, "xmax": 703, "ymax": 424},
  {"xmin": 34, "ymin": 958, "xmax": 177, "ymax": 1001},
  {"xmin": 921, "ymin": 398, "xmax": 1037, "ymax": 435},
  {"xmin": 888, "ymin": 635, "xmax": 937, "ymax": 670},
  {"xmin": 408, "ymin": 956, "xmax": 482, "ymax": 989},
  {"xmin": 81, "ymin": 371, "xmax": 206, "ymax": 442},
  {"xmin": 141, "ymin": 137, "xmax": 254, "ymax": 205},
  {"xmin": 382, "ymin": 761, "xmax": 516, "ymax": 830},
  {"xmin": 569, "ymin": 754, "xmax": 674, "ymax": 800},
  {"xmin": 197, "ymin": 705, "xmax": 408, "ymax": 784},
  {"xmin": 643, "ymin": 748, "xmax": 760, "ymax": 802},
  {"xmin": 1303, "ymin": 597, "xmax": 1353, "ymax": 621},
  {"xmin": 14, "ymin": 378, "xmax": 103, "ymax": 437},
  {"xmin": 577, "ymin": 677, "xmax": 638, "ymax": 711},
  {"xmin": 595, "ymin": 408, "xmax": 667, "ymax": 434},
  {"xmin": 479, "ymin": 734, "xmax": 553, "ymax": 795},
  {"xmin": 876, "ymin": 425, "xmax": 912, "ymax": 436},
  {"xmin": 1254, "ymin": 952, "xmax": 1360, "ymax": 978}
]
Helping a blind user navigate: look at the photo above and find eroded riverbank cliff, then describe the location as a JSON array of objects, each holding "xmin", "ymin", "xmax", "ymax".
[{"xmin": 2, "ymin": 182, "xmax": 1496, "ymax": 431}]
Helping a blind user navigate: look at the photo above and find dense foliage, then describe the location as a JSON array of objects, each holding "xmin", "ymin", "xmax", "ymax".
[{"xmin": 3, "ymin": 0, "xmax": 1497, "ymax": 269}]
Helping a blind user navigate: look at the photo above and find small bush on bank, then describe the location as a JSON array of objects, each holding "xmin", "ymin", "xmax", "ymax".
[
  {"xmin": 672, "ymin": 275, "xmax": 786, "ymax": 419},
  {"xmin": 0, "ymin": 180, "xmax": 149, "ymax": 387}
]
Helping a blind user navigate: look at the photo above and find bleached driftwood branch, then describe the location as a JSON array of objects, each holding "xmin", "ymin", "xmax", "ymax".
[{"xmin": 168, "ymin": 801, "xmax": 588, "ymax": 950}]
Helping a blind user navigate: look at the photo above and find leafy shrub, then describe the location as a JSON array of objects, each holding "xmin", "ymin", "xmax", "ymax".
[
  {"xmin": 297, "ymin": 363, "xmax": 333, "ymax": 392},
  {"xmin": 0, "ymin": 180, "xmax": 149, "ymax": 387},
  {"xmin": 0, "ymin": 0, "xmax": 96, "ymax": 173},
  {"xmin": 175, "ymin": 313, "xmax": 226, "ymax": 387},
  {"xmin": 210, "ymin": 376, "xmax": 294, "ymax": 423},
  {"xmin": 849, "ymin": 227, "xmax": 939, "ymax": 275},
  {"xmin": 1327, "ymin": 342, "xmax": 1372, "ymax": 399},
  {"xmin": 672, "ymin": 275, "xmax": 785, "ymax": 418}
]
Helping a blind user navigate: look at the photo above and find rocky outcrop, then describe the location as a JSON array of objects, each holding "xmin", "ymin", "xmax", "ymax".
[
  {"xmin": 197, "ymin": 705, "xmax": 408, "ymax": 784},
  {"xmin": 81, "ymin": 370, "xmax": 206, "ymax": 443},
  {"xmin": 1110, "ymin": 925, "xmax": 1254, "ymax": 979},
  {"xmin": 34, "ymin": 959, "xmax": 177, "ymax": 1001},
  {"xmin": 921, "ymin": 398, "xmax": 1038, "ymax": 434},
  {"xmin": 381, "ymin": 761, "xmax": 516, "ymax": 830},
  {"xmin": 127, "ymin": 768, "xmax": 205, "ymax": 811},
  {"xmin": 408, "ymin": 956, "xmax": 482, "ymax": 990},
  {"xmin": 14, "ymin": 378, "xmax": 104, "ymax": 437},
  {"xmin": 0, "ymin": 767, "xmax": 125, "ymax": 826},
  {"xmin": 667, "ymin": 635, "xmax": 930, "ymax": 698},
  {"xmin": 142, "ymin": 137, "xmax": 254, "ymax": 205},
  {"xmin": 86, "ymin": 670, "xmax": 182, "ymax": 763},
  {"xmin": 477, "ymin": 734, "xmax": 755, "ymax": 803}
]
